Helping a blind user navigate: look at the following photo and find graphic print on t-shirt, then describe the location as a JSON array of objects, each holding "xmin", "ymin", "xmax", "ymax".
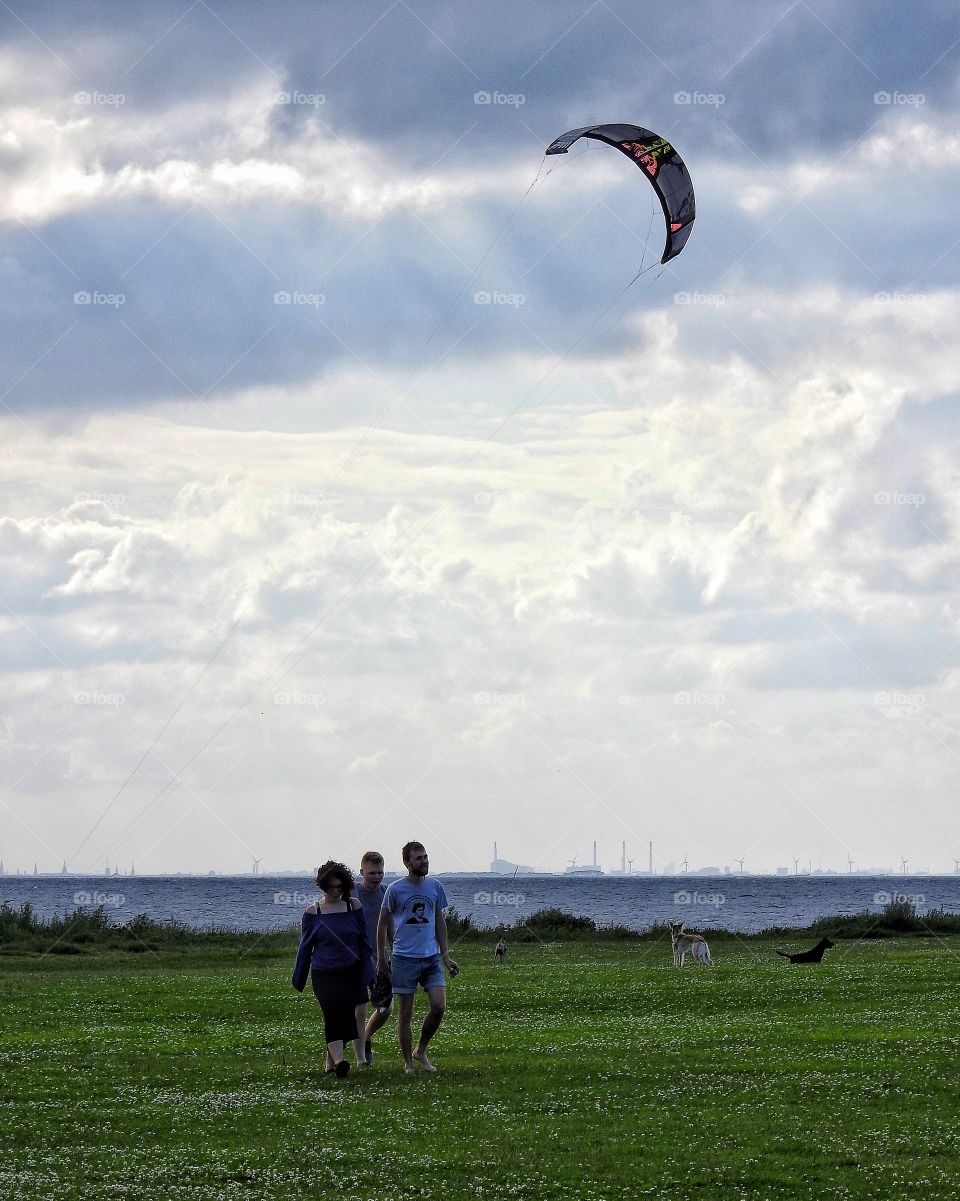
[{"xmin": 383, "ymin": 877, "xmax": 449, "ymax": 957}]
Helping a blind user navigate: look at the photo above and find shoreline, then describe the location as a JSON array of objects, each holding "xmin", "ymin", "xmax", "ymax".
[{"xmin": 2, "ymin": 898, "xmax": 958, "ymax": 955}]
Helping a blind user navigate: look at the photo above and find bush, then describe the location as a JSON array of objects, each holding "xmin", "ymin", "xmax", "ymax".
[
  {"xmin": 882, "ymin": 898, "xmax": 919, "ymax": 931},
  {"xmin": 443, "ymin": 908, "xmax": 475, "ymax": 938},
  {"xmin": 4, "ymin": 898, "xmax": 960, "ymax": 956}
]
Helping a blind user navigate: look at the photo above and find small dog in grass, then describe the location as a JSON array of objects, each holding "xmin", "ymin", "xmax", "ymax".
[
  {"xmin": 493, "ymin": 936, "xmax": 507, "ymax": 965},
  {"xmin": 776, "ymin": 937, "xmax": 835, "ymax": 964},
  {"xmin": 669, "ymin": 921, "xmax": 714, "ymax": 967}
]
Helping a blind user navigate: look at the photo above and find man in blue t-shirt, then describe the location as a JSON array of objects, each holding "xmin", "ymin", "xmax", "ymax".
[
  {"xmin": 355, "ymin": 851, "xmax": 394, "ymax": 1067},
  {"xmin": 377, "ymin": 840, "xmax": 460, "ymax": 1073}
]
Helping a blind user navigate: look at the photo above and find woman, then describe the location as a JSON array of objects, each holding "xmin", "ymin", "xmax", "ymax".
[{"xmin": 292, "ymin": 860, "xmax": 374, "ymax": 1078}]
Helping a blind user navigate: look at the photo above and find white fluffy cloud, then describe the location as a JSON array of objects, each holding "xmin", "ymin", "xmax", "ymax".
[
  {"xmin": 0, "ymin": 61, "xmax": 530, "ymax": 225},
  {"xmin": 3, "ymin": 275, "xmax": 960, "ymax": 872}
]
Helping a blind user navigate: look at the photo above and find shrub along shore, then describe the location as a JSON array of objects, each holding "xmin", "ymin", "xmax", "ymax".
[{"xmin": 1, "ymin": 897, "xmax": 958, "ymax": 956}]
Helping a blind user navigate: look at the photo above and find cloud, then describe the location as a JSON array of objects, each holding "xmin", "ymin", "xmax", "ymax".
[{"xmin": 3, "ymin": 2, "xmax": 960, "ymax": 872}]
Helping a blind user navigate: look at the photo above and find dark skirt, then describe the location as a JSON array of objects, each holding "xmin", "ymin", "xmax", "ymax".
[{"xmin": 311, "ymin": 963, "xmax": 366, "ymax": 1045}]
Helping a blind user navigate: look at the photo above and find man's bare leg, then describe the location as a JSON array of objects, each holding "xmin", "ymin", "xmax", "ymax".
[
  {"xmin": 413, "ymin": 986, "xmax": 446, "ymax": 1072},
  {"xmin": 397, "ymin": 993, "xmax": 416, "ymax": 1072},
  {"xmin": 348, "ymin": 1004, "xmax": 366, "ymax": 1065},
  {"xmin": 364, "ymin": 1000, "xmax": 393, "ymax": 1042},
  {"xmin": 353, "ymin": 1004, "xmax": 369, "ymax": 1064}
]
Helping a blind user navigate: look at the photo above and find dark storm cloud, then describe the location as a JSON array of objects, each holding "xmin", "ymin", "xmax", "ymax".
[
  {"xmin": 2, "ymin": 0, "xmax": 959, "ymax": 411},
  {"xmin": 6, "ymin": 0, "xmax": 959, "ymax": 158}
]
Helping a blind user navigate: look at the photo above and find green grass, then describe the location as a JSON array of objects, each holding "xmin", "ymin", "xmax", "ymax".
[{"xmin": 2, "ymin": 937, "xmax": 960, "ymax": 1199}]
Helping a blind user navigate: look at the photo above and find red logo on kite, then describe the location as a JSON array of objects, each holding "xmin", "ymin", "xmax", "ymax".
[{"xmin": 620, "ymin": 140, "xmax": 669, "ymax": 177}]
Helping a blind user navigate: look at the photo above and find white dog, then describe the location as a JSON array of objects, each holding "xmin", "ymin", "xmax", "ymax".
[{"xmin": 669, "ymin": 921, "xmax": 714, "ymax": 967}]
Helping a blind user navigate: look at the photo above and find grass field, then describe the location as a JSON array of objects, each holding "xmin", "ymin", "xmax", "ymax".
[{"xmin": 2, "ymin": 935, "xmax": 959, "ymax": 1200}]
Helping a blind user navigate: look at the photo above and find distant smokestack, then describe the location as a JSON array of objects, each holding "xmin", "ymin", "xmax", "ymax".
[
  {"xmin": 593, "ymin": 840, "xmax": 597, "ymax": 867},
  {"xmin": 494, "ymin": 842, "xmax": 498, "ymax": 862},
  {"xmin": 649, "ymin": 841, "xmax": 653, "ymax": 875},
  {"xmin": 621, "ymin": 841, "xmax": 626, "ymax": 873}
]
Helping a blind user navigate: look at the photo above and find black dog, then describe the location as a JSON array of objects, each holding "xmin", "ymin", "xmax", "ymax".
[{"xmin": 776, "ymin": 937, "xmax": 835, "ymax": 964}]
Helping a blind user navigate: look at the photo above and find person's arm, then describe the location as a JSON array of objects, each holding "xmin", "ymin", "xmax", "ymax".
[
  {"xmin": 352, "ymin": 898, "xmax": 374, "ymax": 984},
  {"xmin": 376, "ymin": 904, "xmax": 390, "ymax": 972},
  {"xmin": 291, "ymin": 907, "xmax": 317, "ymax": 993},
  {"xmin": 435, "ymin": 908, "xmax": 460, "ymax": 978}
]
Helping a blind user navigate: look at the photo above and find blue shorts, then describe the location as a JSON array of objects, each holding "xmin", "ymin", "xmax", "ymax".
[{"xmin": 391, "ymin": 953, "xmax": 445, "ymax": 995}]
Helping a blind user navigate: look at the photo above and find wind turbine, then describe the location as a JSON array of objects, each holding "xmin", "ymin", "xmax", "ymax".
[
  {"xmin": 953, "ymin": 858, "xmax": 960, "ymax": 874},
  {"xmin": 792, "ymin": 856, "xmax": 800, "ymax": 876},
  {"xmin": 626, "ymin": 856, "xmax": 635, "ymax": 876},
  {"xmin": 252, "ymin": 857, "xmax": 262, "ymax": 876},
  {"xmin": 735, "ymin": 857, "xmax": 745, "ymax": 874},
  {"xmin": 847, "ymin": 854, "xmax": 854, "ymax": 874},
  {"xmin": 681, "ymin": 854, "xmax": 689, "ymax": 875},
  {"xmin": 900, "ymin": 856, "xmax": 908, "ymax": 875}
]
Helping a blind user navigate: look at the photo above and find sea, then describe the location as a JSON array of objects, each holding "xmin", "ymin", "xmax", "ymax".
[{"xmin": 2, "ymin": 872, "xmax": 958, "ymax": 934}]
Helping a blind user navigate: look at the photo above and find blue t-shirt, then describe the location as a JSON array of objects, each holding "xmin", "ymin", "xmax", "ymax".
[
  {"xmin": 382, "ymin": 876, "xmax": 449, "ymax": 958},
  {"xmin": 356, "ymin": 883, "xmax": 392, "ymax": 956}
]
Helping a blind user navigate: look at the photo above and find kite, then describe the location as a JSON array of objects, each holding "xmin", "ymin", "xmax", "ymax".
[{"xmin": 546, "ymin": 123, "xmax": 696, "ymax": 264}]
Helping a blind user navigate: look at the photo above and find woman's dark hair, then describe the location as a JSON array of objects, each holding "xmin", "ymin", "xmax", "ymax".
[{"xmin": 315, "ymin": 860, "xmax": 355, "ymax": 897}]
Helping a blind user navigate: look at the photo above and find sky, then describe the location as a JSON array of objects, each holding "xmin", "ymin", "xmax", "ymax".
[{"xmin": 2, "ymin": 0, "xmax": 960, "ymax": 877}]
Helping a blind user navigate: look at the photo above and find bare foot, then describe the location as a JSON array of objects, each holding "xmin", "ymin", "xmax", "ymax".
[
  {"xmin": 413, "ymin": 1048, "xmax": 436, "ymax": 1072},
  {"xmin": 403, "ymin": 1061, "xmax": 416, "ymax": 1075}
]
